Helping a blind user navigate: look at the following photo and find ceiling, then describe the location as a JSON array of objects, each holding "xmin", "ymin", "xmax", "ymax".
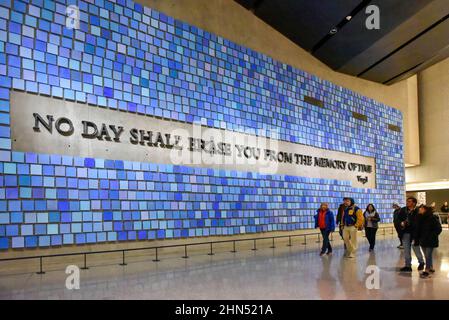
[{"xmin": 235, "ymin": 0, "xmax": 449, "ymax": 85}]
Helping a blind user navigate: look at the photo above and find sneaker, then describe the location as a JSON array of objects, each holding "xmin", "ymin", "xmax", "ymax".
[
  {"xmin": 418, "ymin": 263, "xmax": 425, "ymax": 271},
  {"xmin": 397, "ymin": 245, "xmax": 403, "ymax": 249},
  {"xmin": 326, "ymin": 251, "xmax": 333, "ymax": 256},
  {"xmin": 319, "ymin": 252, "xmax": 325, "ymax": 256},
  {"xmin": 420, "ymin": 271, "xmax": 430, "ymax": 278},
  {"xmin": 429, "ymin": 268, "xmax": 435, "ymax": 273},
  {"xmin": 400, "ymin": 266, "xmax": 412, "ymax": 272}
]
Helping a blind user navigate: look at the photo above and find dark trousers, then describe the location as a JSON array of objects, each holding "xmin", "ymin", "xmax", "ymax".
[
  {"xmin": 365, "ymin": 227, "xmax": 378, "ymax": 250},
  {"xmin": 395, "ymin": 226, "xmax": 403, "ymax": 245},
  {"xmin": 320, "ymin": 229, "xmax": 332, "ymax": 253}
]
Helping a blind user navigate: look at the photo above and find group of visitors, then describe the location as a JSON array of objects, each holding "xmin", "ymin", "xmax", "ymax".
[
  {"xmin": 394, "ymin": 197, "xmax": 442, "ymax": 278},
  {"xmin": 314, "ymin": 196, "xmax": 443, "ymax": 278}
]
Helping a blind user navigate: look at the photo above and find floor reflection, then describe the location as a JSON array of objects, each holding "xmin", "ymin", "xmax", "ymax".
[{"xmin": 1, "ymin": 231, "xmax": 448, "ymax": 299}]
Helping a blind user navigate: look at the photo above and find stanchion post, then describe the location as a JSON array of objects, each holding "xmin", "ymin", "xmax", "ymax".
[
  {"xmin": 230, "ymin": 240, "xmax": 237, "ymax": 253},
  {"xmin": 153, "ymin": 247, "xmax": 160, "ymax": 262},
  {"xmin": 182, "ymin": 245, "xmax": 189, "ymax": 259},
  {"xmin": 36, "ymin": 256, "xmax": 45, "ymax": 275},
  {"xmin": 270, "ymin": 237, "xmax": 275, "ymax": 249},
  {"xmin": 119, "ymin": 250, "xmax": 127, "ymax": 266},
  {"xmin": 251, "ymin": 239, "xmax": 257, "ymax": 251},
  {"xmin": 81, "ymin": 253, "xmax": 89, "ymax": 270},
  {"xmin": 287, "ymin": 236, "xmax": 292, "ymax": 247},
  {"xmin": 208, "ymin": 242, "xmax": 214, "ymax": 256}
]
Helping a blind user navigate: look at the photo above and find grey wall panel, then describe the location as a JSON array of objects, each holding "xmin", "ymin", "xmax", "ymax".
[{"xmin": 360, "ymin": 18, "xmax": 449, "ymax": 83}]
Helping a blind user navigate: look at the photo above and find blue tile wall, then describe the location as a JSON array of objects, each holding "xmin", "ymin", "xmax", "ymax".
[{"xmin": 0, "ymin": 0, "xmax": 404, "ymax": 250}]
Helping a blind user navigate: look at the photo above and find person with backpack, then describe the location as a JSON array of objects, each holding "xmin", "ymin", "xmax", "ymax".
[
  {"xmin": 314, "ymin": 202, "xmax": 336, "ymax": 256},
  {"xmin": 415, "ymin": 205, "xmax": 442, "ymax": 278},
  {"xmin": 340, "ymin": 197, "xmax": 364, "ymax": 258},
  {"xmin": 364, "ymin": 204, "xmax": 381, "ymax": 252}
]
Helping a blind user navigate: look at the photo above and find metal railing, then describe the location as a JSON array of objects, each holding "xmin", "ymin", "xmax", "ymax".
[{"xmin": 0, "ymin": 226, "xmax": 395, "ymax": 275}]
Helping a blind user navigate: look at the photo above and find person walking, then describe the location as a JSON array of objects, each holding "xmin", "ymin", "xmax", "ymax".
[
  {"xmin": 415, "ymin": 205, "xmax": 442, "ymax": 278},
  {"xmin": 392, "ymin": 203, "xmax": 403, "ymax": 249},
  {"xmin": 336, "ymin": 201, "xmax": 346, "ymax": 249},
  {"xmin": 398, "ymin": 197, "xmax": 425, "ymax": 272},
  {"xmin": 440, "ymin": 201, "xmax": 449, "ymax": 224},
  {"xmin": 364, "ymin": 204, "xmax": 380, "ymax": 252},
  {"xmin": 314, "ymin": 202, "xmax": 335, "ymax": 256},
  {"xmin": 340, "ymin": 197, "xmax": 364, "ymax": 258},
  {"xmin": 440, "ymin": 201, "xmax": 449, "ymax": 213}
]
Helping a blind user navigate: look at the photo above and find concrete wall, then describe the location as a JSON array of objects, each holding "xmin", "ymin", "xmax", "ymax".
[
  {"xmin": 406, "ymin": 56, "xmax": 449, "ymax": 188},
  {"xmin": 139, "ymin": 0, "xmax": 419, "ymax": 166}
]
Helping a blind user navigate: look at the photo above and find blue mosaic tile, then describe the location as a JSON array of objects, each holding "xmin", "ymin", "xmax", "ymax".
[{"xmin": 0, "ymin": 0, "xmax": 404, "ymax": 249}]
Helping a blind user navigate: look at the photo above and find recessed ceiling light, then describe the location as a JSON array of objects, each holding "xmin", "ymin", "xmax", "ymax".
[
  {"xmin": 346, "ymin": 15, "xmax": 352, "ymax": 21},
  {"xmin": 329, "ymin": 27, "xmax": 338, "ymax": 35}
]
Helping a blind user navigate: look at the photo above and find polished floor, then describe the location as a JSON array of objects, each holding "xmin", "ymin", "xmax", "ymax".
[{"xmin": 1, "ymin": 230, "xmax": 449, "ymax": 299}]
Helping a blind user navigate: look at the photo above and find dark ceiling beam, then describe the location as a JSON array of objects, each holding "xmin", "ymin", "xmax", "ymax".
[
  {"xmin": 311, "ymin": 0, "xmax": 372, "ymax": 53},
  {"xmin": 383, "ymin": 62, "xmax": 423, "ymax": 84},
  {"xmin": 250, "ymin": 0, "xmax": 265, "ymax": 13},
  {"xmin": 358, "ymin": 12, "xmax": 449, "ymax": 77},
  {"xmin": 233, "ymin": 0, "xmax": 449, "ymax": 84},
  {"xmin": 360, "ymin": 17, "xmax": 449, "ymax": 83},
  {"xmin": 384, "ymin": 43, "xmax": 449, "ymax": 85},
  {"xmin": 337, "ymin": 0, "xmax": 449, "ymax": 76}
]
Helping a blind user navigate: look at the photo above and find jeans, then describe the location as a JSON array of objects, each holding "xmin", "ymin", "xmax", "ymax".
[
  {"xmin": 365, "ymin": 227, "xmax": 377, "ymax": 249},
  {"xmin": 320, "ymin": 229, "xmax": 332, "ymax": 253},
  {"xmin": 342, "ymin": 225, "xmax": 358, "ymax": 257},
  {"xmin": 402, "ymin": 233, "xmax": 424, "ymax": 267},
  {"xmin": 421, "ymin": 247, "xmax": 434, "ymax": 270}
]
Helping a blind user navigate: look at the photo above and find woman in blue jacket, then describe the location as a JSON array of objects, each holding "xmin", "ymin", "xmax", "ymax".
[{"xmin": 314, "ymin": 202, "xmax": 336, "ymax": 256}]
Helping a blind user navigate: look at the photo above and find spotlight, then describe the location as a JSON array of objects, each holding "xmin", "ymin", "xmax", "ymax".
[
  {"xmin": 346, "ymin": 15, "xmax": 352, "ymax": 21},
  {"xmin": 329, "ymin": 27, "xmax": 338, "ymax": 35}
]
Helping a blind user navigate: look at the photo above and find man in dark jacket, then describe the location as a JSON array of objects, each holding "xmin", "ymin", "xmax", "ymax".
[
  {"xmin": 397, "ymin": 197, "xmax": 425, "ymax": 272},
  {"xmin": 336, "ymin": 200, "xmax": 348, "ymax": 250},
  {"xmin": 336, "ymin": 202, "xmax": 345, "ymax": 240},
  {"xmin": 392, "ymin": 203, "xmax": 403, "ymax": 249}
]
